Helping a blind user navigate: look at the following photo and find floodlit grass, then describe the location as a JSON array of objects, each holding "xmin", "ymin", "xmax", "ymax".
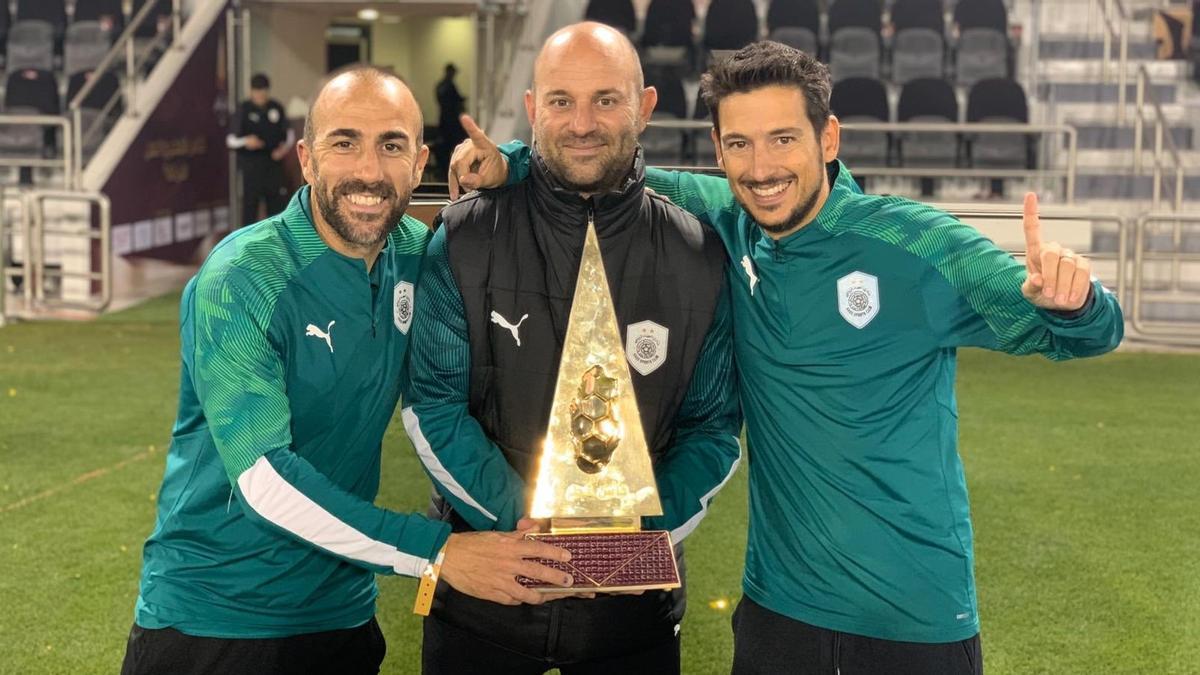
[{"xmin": 0, "ymin": 293, "xmax": 1196, "ymax": 674}]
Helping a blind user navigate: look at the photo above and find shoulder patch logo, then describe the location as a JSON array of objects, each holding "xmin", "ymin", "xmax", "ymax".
[
  {"xmin": 267, "ymin": 108, "xmax": 280, "ymax": 124},
  {"xmin": 626, "ymin": 320, "xmax": 669, "ymax": 376},
  {"xmin": 837, "ymin": 271, "xmax": 879, "ymax": 329},
  {"xmin": 394, "ymin": 281, "xmax": 414, "ymax": 334}
]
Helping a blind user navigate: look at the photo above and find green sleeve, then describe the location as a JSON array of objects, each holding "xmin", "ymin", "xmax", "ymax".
[
  {"xmin": 642, "ymin": 277, "xmax": 744, "ymax": 542},
  {"xmin": 401, "ymin": 225, "xmax": 527, "ymax": 531},
  {"xmin": 911, "ymin": 207, "xmax": 1125, "ymax": 359},
  {"xmin": 187, "ymin": 270, "xmax": 450, "ymax": 577}
]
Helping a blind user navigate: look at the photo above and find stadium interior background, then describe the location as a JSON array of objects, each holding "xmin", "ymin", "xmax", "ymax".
[{"xmin": 0, "ymin": 0, "xmax": 1198, "ymax": 673}]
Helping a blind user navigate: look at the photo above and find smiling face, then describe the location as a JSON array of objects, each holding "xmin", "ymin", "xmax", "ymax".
[
  {"xmin": 525, "ymin": 23, "xmax": 657, "ymax": 195},
  {"xmin": 297, "ymin": 71, "xmax": 428, "ymax": 253},
  {"xmin": 713, "ymin": 85, "xmax": 839, "ymax": 239}
]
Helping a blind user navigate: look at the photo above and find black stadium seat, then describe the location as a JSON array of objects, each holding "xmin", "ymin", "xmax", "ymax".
[
  {"xmin": 953, "ymin": 0, "xmax": 1008, "ymax": 32},
  {"xmin": 829, "ymin": 0, "xmax": 883, "ymax": 35},
  {"xmin": 0, "ymin": 2, "xmax": 10, "ymax": 64},
  {"xmin": 6, "ymin": 69, "xmax": 61, "ymax": 114},
  {"xmin": 767, "ymin": 0, "xmax": 820, "ymax": 35},
  {"xmin": 830, "ymin": 77, "xmax": 891, "ymax": 169},
  {"xmin": 891, "ymin": 0, "xmax": 945, "ymax": 34},
  {"xmin": 704, "ymin": 0, "xmax": 759, "ymax": 52},
  {"xmin": 642, "ymin": 0, "xmax": 694, "ymax": 48},
  {"xmin": 15, "ymin": 0, "xmax": 66, "ymax": 36},
  {"xmin": 966, "ymin": 77, "xmax": 1034, "ymax": 170},
  {"xmin": 67, "ymin": 70, "xmax": 120, "ymax": 111},
  {"xmin": 642, "ymin": 70, "xmax": 687, "ymax": 164},
  {"xmin": 896, "ymin": 77, "xmax": 959, "ymax": 168},
  {"xmin": 585, "ymin": 0, "xmax": 637, "ymax": 35},
  {"xmin": 73, "ymin": 0, "xmax": 126, "ymax": 36}
]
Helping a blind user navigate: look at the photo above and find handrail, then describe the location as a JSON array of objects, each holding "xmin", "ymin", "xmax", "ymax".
[
  {"xmin": 1131, "ymin": 213, "xmax": 1200, "ymax": 343},
  {"xmin": 651, "ymin": 120, "xmax": 1079, "ymax": 202},
  {"xmin": 0, "ymin": 115, "xmax": 75, "ymax": 184},
  {"xmin": 27, "ymin": 190, "xmax": 113, "ymax": 313},
  {"xmin": 1132, "ymin": 64, "xmax": 1186, "ymax": 211}
]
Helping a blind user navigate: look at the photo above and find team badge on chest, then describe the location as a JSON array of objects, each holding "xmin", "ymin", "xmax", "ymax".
[
  {"xmin": 393, "ymin": 281, "xmax": 414, "ymax": 334},
  {"xmin": 626, "ymin": 320, "xmax": 669, "ymax": 376},
  {"xmin": 837, "ymin": 271, "xmax": 879, "ymax": 329}
]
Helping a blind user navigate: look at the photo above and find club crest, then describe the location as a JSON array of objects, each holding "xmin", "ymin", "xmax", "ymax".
[
  {"xmin": 626, "ymin": 320, "xmax": 668, "ymax": 376},
  {"xmin": 837, "ymin": 271, "xmax": 879, "ymax": 329},
  {"xmin": 394, "ymin": 281, "xmax": 414, "ymax": 334}
]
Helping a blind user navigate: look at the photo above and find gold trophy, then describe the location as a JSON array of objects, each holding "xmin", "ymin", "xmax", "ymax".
[{"xmin": 519, "ymin": 221, "xmax": 681, "ymax": 593}]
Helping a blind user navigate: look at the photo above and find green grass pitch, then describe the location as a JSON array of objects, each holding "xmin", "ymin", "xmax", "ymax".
[{"xmin": 0, "ymin": 292, "xmax": 1197, "ymax": 673}]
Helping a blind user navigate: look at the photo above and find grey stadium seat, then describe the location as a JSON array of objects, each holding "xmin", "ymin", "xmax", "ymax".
[
  {"xmin": 896, "ymin": 77, "xmax": 959, "ymax": 168},
  {"xmin": 0, "ymin": 106, "xmax": 44, "ymax": 156},
  {"xmin": 65, "ymin": 21, "xmax": 112, "ymax": 76},
  {"xmin": 6, "ymin": 20, "xmax": 55, "ymax": 72},
  {"xmin": 830, "ymin": 77, "xmax": 891, "ymax": 167},
  {"xmin": 829, "ymin": 27, "xmax": 881, "ymax": 81},
  {"xmin": 770, "ymin": 26, "xmax": 819, "ymax": 57},
  {"xmin": 892, "ymin": 27, "xmax": 944, "ymax": 84},
  {"xmin": 956, "ymin": 28, "xmax": 1008, "ymax": 86}
]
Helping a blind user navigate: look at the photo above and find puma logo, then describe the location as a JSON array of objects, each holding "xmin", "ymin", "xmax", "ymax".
[
  {"xmin": 490, "ymin": 311, "xmax": 529, "ymax": 347},
  {"xmin": 741, "ymin": 255, "xmax": 759, "ymax": 296},
  {"xmin": 305, "ymin": 320, "xmax": 335, "ymax": 353}
]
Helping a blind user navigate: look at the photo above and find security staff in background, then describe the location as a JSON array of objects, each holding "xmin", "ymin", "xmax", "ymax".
[{"xmin": 227, "ymin": 73, "xmax": 293, "ymax": 227}]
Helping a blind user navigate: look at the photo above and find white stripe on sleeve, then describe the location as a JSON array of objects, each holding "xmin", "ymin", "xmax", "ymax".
[
  {"xmin": 669, "ymin": 435, "xmax": 743, "ymax": 545},
  {"xmin": 401, "ymin": 406, "xmax": 499, "ymax": 523}
]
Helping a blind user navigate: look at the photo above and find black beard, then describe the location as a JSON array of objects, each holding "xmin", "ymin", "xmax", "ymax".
[
  {"xmin": 313, "ymin": 175, "xmax": 408, "ymax": 247},
  {"xmin": 755, "ymin": 177, "xmax": 823, "ymax": 236}
]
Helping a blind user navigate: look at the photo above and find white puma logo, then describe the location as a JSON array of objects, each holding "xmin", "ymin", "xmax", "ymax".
[
  {"xmin": 305, "ymin": 320, "xmax": 335, "ymax": 353},
  {"xmin": 741, "ymin": 255, "xmax": 759, "ymax": 296},
  {"xmin": 490, "ymin": 311, "xmax": 529, "ymax": 347}
]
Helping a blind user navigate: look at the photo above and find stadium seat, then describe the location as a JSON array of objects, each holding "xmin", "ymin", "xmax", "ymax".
[
  {"xmin": 891, "ymin": 27, "xmax": 945, "ymax": 84},
  {"xmin": 896, "ymin": 77, "xmax": 959, "ymax": 168},
  {"xmin": 965, "ymin": 77, "xmax": 1034, "ymax": 169},
  {"xmin": 768, "ymin": 0, "xmax": 820, "ymax": 35},
  {"xmin": 704, "ymin": 0, "xmax": 759, "ymax": 52},
  {"xmin": 955, "ymin": 27, "xmax": 1008, "ymax": 85},
  {"xmin": 641, "ymin": 0, "xmax": 694, "ymax": 71},
  {"xmin": 953, "ymin": 0, "xmax": 1007, "ymax": 32},
  {"xmin": 15, "ymin": 0, "xmax": 66, "ymax": 36},
  {"xmin": 642, "ymin": 0, "xmax": 694, "ymax": 48},
  {"xmin": 6, "ymin": 69, "xmax": 61, "ymax": 115},
  {"xmin": 64, "ymin": 22, "xmax": 112, "ymax": 77},
  {"xmin": 642, "ymin": 70, "xmax": 687, "ymax": 164},
  {"xmin": 891, "ymin": 0, "xmax": 945, "ymax": 34},
  {"xmin": 72, "ymin": 0, "xmax": 126, "ymax": 36},
  {"xmin": 770, "ymin": 26, "xmax": 819, "ymax": 56},
  {"xmin": 830, "ymin": 76, "xmax": 891, "ymax": 168},
  {"xmin": 829, "ymin": 0, "xmax": 883, "ymax": 35},
  {"xmin": 131, "ymin": 0, "xmax": 170, "ymax": 38},
  {"xmin": 829, "ymin": 27, "xmax": 881, "ymax": 81},
  {"xmin": 584, "ymin": 0, "xmax": 637, "ymax": 36},
  {"xmin": 0, "ymin": 3, "xmax": 10, "ymax": 66},
  {"xmin": 66, "ymin": 70, "xmax": 120, "ymax": 110},
  {"xmin": 6, "ymin": 21, "xmax": 55, "ymax": 72},
  {"xmin": 690, "ymin": 95, "xmax": 716, "ymax": 164}
]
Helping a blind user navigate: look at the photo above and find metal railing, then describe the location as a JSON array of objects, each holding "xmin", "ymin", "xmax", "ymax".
[
  {"xmin": 1132, "ymin": 64, "xmax": 1187, "ymax": 211},
  {"xmin": 0, "ymin": 114, "xmax": 75, "ymax": 183},
  {"xmin": 1097, "ymin": 0, "xmax": 1131, "ymax": 123},
  {"xmin": 649, "ymin": 119, "xmax": 1079, "ymax": 202},
  {"xmin": 1131, "ymin": 213, "xmax": 1200, "ymax": 341},
  {"xmin": 68, "ymin": 0, "xmax": 185, "ymax": 187}
]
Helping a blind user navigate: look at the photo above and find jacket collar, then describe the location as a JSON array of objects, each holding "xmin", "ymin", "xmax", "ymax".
[{"xmin": 528, "ymin": 145, "xmax": 647, "ymax": 235}]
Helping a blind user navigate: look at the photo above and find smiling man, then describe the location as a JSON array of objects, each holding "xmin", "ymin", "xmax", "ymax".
[
  {"xmin": 404, "ymin": 23, "xmax": 741, "ymax": 675},
  {"xmin": 453, "ymin": 40, "xmax": 1124, "ymax": 675},
  {"xmin": 119, "ymin": 66, "xmax": 574, "ymax": 675}
]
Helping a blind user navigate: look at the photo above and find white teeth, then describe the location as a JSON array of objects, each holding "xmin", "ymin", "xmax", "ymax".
[
  {"xmin": 750, "ymin": 183, "xmax": 788, "ymax": 197},
  {"xmin": 347, "ymin": 193, "xmax": 383, "ymax": 206}
]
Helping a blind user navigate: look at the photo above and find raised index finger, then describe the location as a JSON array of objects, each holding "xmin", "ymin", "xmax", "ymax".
[
  {"xmin": 460, "ymin": 114, "xmax": 497, "ymax": 150},
  {"xmin": 1022, "ymin": 192, "xmax": 1043, "ymax": 251}
]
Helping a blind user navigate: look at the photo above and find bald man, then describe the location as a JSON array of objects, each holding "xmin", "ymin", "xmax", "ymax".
[
  {"xmin": 404, "ymin": 23, "xmax": 741, "ymax": 675},
  {"xmin": 120, "ymin": 66, "xmax": 573, "ymax": 675}
]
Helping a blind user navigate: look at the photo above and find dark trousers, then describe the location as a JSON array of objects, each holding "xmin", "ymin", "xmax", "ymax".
[
  {"xmin": 119, "ymin": 617, "xmax": 386, "ymax": 675},
  {"xmin": 731, "ymin": 597, "xmax": 983, "ymax": 675},
  {"xmin": 240, "ymin": 156, "xmax": 287, "ymax": 227},
  {"xmin": 422, "ymin": 583, "xmax": 683, "ymax": 675}
]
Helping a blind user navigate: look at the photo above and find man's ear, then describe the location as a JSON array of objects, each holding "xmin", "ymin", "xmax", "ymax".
[
  {"xmin": 636, "ymin": 86, "xmax": 658, "ymax": 133},
  {"xmin": 711, "ymin": 127, "xmax": 724, "ymax": 170},
  {"xmin": 821, "ymin": 115, "xmax": 840, "ymax": 163},
  {"xmin": 297, "ymin": 140, "xmax": 313, "ymax": 184},
  {"xmin": 524, "ymin": 89, "xmax": 536, "ymax": 128}
]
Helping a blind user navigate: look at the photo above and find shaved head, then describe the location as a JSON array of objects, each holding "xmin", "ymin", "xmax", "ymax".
[
  {"xmin": 533, "ymin": 22, "xmax": 643, "ymax": 96},
  {"xmin": 525, "ymin": 21, "xmax": 656, "ymax": 196}
]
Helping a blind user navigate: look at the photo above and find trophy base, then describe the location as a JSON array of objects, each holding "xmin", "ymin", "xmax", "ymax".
[{"xmin": 518, "ymin": 530, "xmax": 680, "ymax": 593}]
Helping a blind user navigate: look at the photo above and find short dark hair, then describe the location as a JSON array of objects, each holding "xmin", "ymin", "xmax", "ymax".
[
  {"xmin": 699, "ymin": 41, "xmax": 831, "ymax": 136},
  {"xmin": 250, "ymin": 73, "xmax": 270, "ymax": 90}
]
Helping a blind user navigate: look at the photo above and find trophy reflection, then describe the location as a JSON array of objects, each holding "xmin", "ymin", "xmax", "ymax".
[{"xmin": 520, "ymin": 222, "xmax": 680, "ymax": 593}]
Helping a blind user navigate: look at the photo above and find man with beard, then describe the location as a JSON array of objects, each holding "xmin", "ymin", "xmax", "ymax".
[
  {"xmin": 403, "ymin": 23, "xmax": 742, "ymax": 675},
  {"xmin": 120, "ymin": 66, "xmax": 574, "ymax": 675},
  {"xmin": 453, "ymin": 41, "xmax": 1124, "ymax": 675}
]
